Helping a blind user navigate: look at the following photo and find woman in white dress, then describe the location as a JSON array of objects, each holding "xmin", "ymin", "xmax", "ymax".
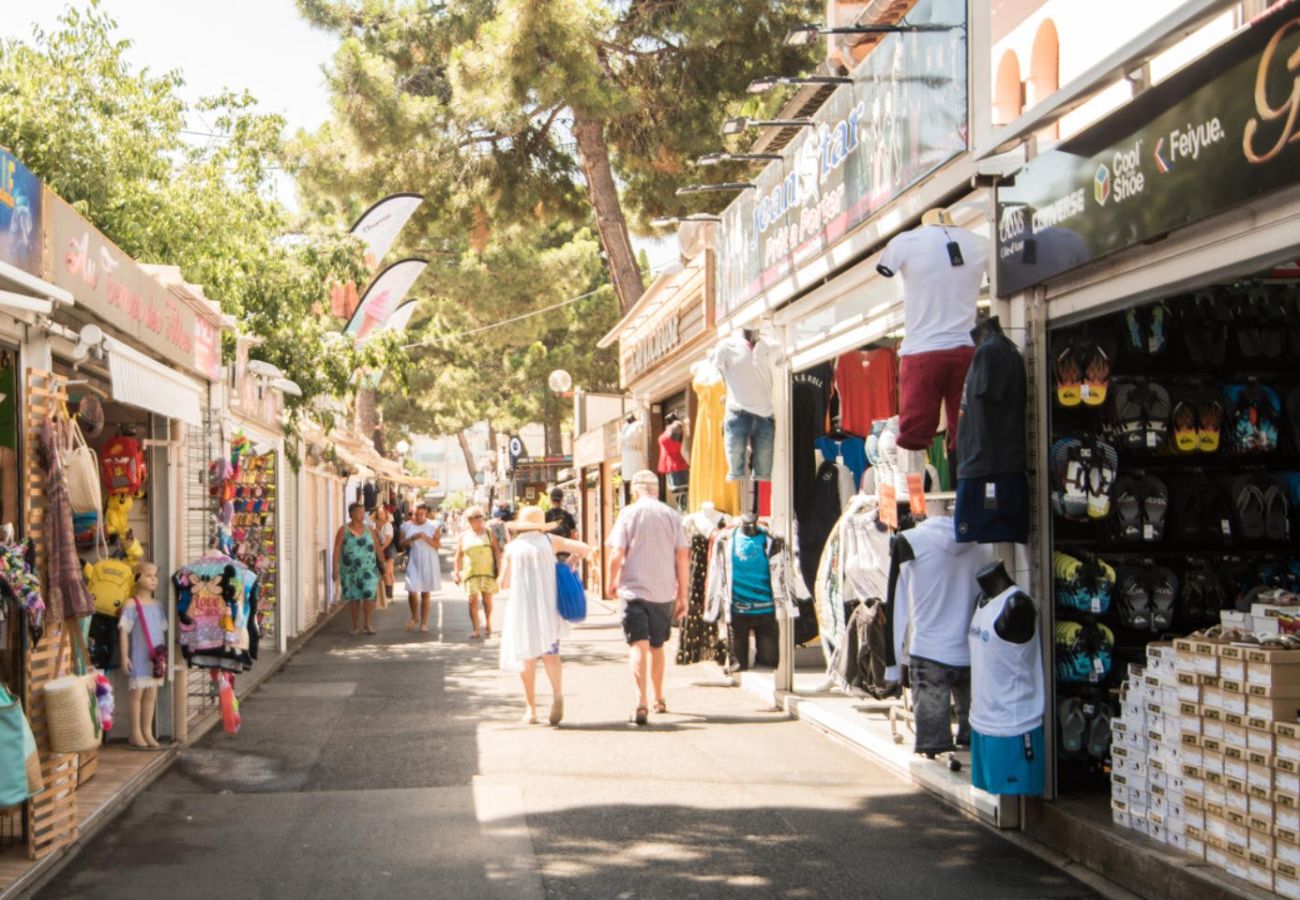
[
  {"xmin": 400, "ymin": 504, "xmax": 443, "ymax": 632},
  {"xmin": 499, "ymin": 506, "xmax": 590, "ymax": 725}
]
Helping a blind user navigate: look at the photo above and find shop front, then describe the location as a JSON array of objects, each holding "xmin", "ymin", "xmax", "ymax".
[
  {"xmin": 573, "ymin": 418, "xmax": 622, "ymax": 597},
  {"xmin": 995, "ymin": 4, "xmax": 1300, "ymax": 895}
]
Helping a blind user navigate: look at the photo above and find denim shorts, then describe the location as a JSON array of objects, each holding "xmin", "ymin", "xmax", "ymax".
[{"xmin": 723, "ymin": 409, "xmax": 775, "ymax": 481}]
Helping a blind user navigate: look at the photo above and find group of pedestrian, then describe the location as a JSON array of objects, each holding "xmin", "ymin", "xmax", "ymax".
[{"xmin": 334, "ymin": 475, "xmax": 691, "ymax": 730}]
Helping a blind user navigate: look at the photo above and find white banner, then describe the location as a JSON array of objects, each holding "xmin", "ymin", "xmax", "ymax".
[
  {"xmin": 344, "ymin": 258, "xmax": 427, "ymax": 344},
  {"xmin": 350, "ymin": 193, "xmax": 424, "ymax": 268}
]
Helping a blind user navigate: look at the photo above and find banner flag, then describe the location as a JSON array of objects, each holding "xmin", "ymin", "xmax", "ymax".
[
  {"xmin": 330, "ymin": 193, "xmax": 423, "ymax": 319},
  {"xmin": 344, "ymin": 258, "xmax": 427, "ymax": 344}
]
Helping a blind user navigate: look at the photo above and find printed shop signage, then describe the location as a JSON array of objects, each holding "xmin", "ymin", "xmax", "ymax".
[
  {"xmin": 624, "ymin": 315, "xmax": 681, "ymax": 382},
  {"xmin": 995, "ymin": 0, "xmax": 1300, "ymax": 296},
  {"xmin": 46, "ymin": 189, "xmax": 221, "ymax": 380},
  {"xmin": 0, "ymin": 147, "xmax": 41, "ymax": 277},
  {"xmin": 715, "ymin": 0, "xmax": 968, "ymax": 320}
]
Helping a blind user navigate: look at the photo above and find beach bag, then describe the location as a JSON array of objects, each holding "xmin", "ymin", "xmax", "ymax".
[
  {"xmin": 65, "ymin": 420, "xmax": 101, "ymax": 514},
  {"xmin": 44, "ymin": 625, "xmax": 102, "ymax": 753},
  {"xmin": 0, "ymin": 682, "xmax": 42, "ymax": 805},
  {"xmin": 555, "ymin": 562, "xmax": 587, "ymax": 623}
]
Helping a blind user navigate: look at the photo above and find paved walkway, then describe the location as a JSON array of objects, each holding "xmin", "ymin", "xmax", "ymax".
[{"xmin": 37, "ymin": 576, "xmax": 1098, "ymax": 899}]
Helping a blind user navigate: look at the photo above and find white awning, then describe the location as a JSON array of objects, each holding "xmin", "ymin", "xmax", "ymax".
[
  {"xmin": 104, "ymin": 336, "xmax": 203, "ymax": 426},
  {"xmin": 0, "ymin": 259, "xmax": 74, "ymax": 305}
]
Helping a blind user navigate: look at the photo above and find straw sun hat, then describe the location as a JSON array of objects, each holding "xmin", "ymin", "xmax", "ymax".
[{"xmin": 507, "ymin": 505, "xmax": 558, "ymax": 533}]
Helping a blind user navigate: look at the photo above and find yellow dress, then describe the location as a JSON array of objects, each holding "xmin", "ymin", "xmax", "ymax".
[{"xmin": 687, "ymin": 378, "xmax": 741, "ymax": 515}]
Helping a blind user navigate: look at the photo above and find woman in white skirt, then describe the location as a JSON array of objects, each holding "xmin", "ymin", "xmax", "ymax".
[
  {"xmin": 499, "ymin": 506, "xmax": 590, "ymax": 725},
  {"xmin": 399, "ymin": 504, "xmax": 443, "ymax": 632}
]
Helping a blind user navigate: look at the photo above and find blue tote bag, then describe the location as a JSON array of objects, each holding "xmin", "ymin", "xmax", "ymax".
[{"xmin": 555, "ymin": 562, "xmax": 587, "ymax": 623}]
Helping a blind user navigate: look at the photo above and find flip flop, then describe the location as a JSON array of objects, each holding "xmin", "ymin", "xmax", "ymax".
[
  {"xmin": 1081, "ymin": 343, "xmax": 1111, "ymax": 407},
  {"xmin": 1170, "ymin": 397, "xmax": 1198, "ymax": 453},
  {"xmin": 1055, "ymin": 346, "xmax": 1083, "ymax": 407},
  {"xmin": 1142, "ymin": 382, "xmax": 1171, "ymax": 448},
  {"xmin": 1234, "ymin": 479, "xmax": 1267, "ymax": 540},
  {"xmin": 1197, "ymin": 392, "xmax": 1224, "ymax": 453},
  {"xmin": 1118, "ymin": 570, "xmax": 1152, "ymax": 631},
  {"xmin": 1059, "ymin": 697, "xmax": 1087, "ymax": 755},
  {"xmin": 1111, "ymin": 476, "xmax": 1141, "ymax": 541},
  {"xmin": 1142, "ymin": 475, "xmax": 1169, "ymax": 541},
  {"xmin": 1086, "ymin": 704, "xmax": 1113, "ymax": 759},
  {"xmin": 1263, "ymin": 479, "xmax": 1290, "ymax": 542},
  {"xmin": 1150, "ymin": 566, "xmax": 1179, "ymax": 632}
]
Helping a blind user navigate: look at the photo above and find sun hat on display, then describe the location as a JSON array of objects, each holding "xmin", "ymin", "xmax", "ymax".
[{"xmin": 507, "ymin": 506, "xmax": 559, "ymax": 533}]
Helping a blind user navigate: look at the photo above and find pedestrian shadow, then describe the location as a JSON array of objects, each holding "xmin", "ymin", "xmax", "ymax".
[{"xmin": 550, "ymin": 720, "xmax": 700, "ymax": 733}]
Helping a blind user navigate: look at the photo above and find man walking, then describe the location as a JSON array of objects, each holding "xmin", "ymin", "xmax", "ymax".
[{"xmin": 607, "ymin": 470, "xmax": 688, "ymax": 725}]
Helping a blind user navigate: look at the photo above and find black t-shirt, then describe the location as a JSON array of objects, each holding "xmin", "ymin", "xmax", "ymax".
[
  {"xmin": 545, "ymin": 507, "xmax": 577, "ymax": 539},
  {"xmin": 956, "ymin": 323, "xmax": 1027, "ymax": 479},
  {"xmin": 792, "ymin": 362, "xmax": 834, "ymax": 518}
]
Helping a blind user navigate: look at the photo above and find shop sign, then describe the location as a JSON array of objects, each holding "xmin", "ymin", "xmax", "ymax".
[
  {"xmin": 715, "ymin": 0, "xmax": 968, "ymax": 320},
  {"xmin": 624, "ymin": 315, "xmax": 680, "ymax": 382},
  {"xmin": 995, "ymin": 0, "xmax": 1300, "ymax": 296},
  {"xmin": 0, "ymin": 148, "xmax": 41, "ymax": 277},
  {"xmin": 46, "ymin": 189, "xmax": 220, "ymax": 380}
]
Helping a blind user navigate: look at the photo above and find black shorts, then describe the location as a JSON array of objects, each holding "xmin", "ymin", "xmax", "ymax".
[{"xmin": 622, "ymin": 599, "xmax": 673, "ymax": 648}]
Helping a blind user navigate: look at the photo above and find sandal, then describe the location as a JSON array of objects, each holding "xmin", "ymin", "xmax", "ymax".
[
  {"xmin": 633, "ymin": 706, "xmax": 648, "ymax": 726},
  {"xmin": 653, "ymin": 700, "xmax": 668, "ymax": 714}
]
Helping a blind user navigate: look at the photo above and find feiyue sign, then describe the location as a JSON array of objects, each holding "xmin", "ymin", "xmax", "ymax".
[
  {"xmin": 47, "ymin": 189, "xmax": 220, "ymax": 380},
  {"xmin": 996, "ymin": 0, "xmax": 1300, "ymax": 296},
  {"xmin": 715, "ymin": 0, "xmax": 968, "ymax": 319}
]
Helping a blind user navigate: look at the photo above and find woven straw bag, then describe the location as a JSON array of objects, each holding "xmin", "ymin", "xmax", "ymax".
[
  {"xmin": 64, "ymin": 419, "xmax": 102, "ymax": 515},
  {"xmin": 44, "ymin": 626, "xmax": 102, "ymax": 754}
]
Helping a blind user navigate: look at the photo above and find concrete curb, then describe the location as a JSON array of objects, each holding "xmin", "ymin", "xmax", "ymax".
[{"xmin": 8, "ymin": 602, "xmax": 347, "ymax": 900}]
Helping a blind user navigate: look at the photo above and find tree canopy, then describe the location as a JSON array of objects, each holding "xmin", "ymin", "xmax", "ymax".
[{"xmin": 0, "ymin": 3, "xmax": 406, "ymax": 429}]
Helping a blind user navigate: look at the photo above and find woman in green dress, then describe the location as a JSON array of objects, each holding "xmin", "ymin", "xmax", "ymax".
[{"xmin": 334, "ymin": 502, "xmax": 384, "ymax": 636}]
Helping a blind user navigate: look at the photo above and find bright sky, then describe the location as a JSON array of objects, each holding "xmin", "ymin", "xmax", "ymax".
[{"xmin": 1, "ymin": 0, "xmax": 338, "ymax": 135}]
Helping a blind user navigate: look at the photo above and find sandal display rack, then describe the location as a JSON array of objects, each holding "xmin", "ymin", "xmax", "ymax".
[{"xmin": 232, "ymin": 451, "xmax": 278, "ymax": 644}]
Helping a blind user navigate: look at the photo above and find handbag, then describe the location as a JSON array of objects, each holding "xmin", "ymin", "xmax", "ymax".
[
  {"xmin": 555, "ymin": 561, "xmax": 587, "ymax": 623},
  {"xmin": 64, "ymin": 418, "xmax": 102, "ymax": 514},
  {"xmin": 44, "ymin": 624, "xmax": 102, "ymax": 753},
  {"xmin": 133, "ymin": 598, "xmax": 167, "ymax": 680},
  {"xmin": 0, "ymin": 682, "xmax": 42, "ymax": 805}
]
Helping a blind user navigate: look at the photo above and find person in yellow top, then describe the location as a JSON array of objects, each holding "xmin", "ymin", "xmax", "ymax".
[{"xmin": 453, "ymin": 506, "xmax": 502, "ymax": 639}]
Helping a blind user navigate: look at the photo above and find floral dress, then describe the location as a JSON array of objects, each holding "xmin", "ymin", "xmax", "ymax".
[{"xmin": 339, "ymin": 526, "xmax": 380, "ymax": 602}]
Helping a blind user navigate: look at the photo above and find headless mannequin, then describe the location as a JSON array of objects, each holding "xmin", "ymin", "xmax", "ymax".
[
  {"xmin": 740, "ymin": 512, "xmax": 760, "ymax": 536},
  {"xmin": 728, "ymin": 514, "xmax": 777, "ymax": 673},
  {"xmin": 690, "ymin": 502, "xmax": 726, "ymax": 534},
  {"xmin": 975, "ymin": 560, "xmax": 1036, "ymax": 643},
  {"xmin": 120, "ymin": 562, "xmax": 163, "ymax": 750}
]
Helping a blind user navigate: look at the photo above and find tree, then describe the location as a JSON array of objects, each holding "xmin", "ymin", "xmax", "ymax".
[
  {"xmin": 0, "ymin": 4, "xmax": 406, "ymax": 431},
  {"xmin": 296, "ymin": 0, "xmax": 819, "ymax": 312}
]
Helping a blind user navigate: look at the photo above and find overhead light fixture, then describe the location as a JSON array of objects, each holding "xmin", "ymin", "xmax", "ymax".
[
  {"xmin": 650, "ymin": 215, "xmax": 723, "ymax": 227},
  {"xmin": 721, "ymin": 117, "xmax": 815, "ymax": 135},
  {"xmin": 785, "ymin": 22, "xmax": 959, "ymax": 46},
  {"xmin": 746, "ymin": 75, "xmax": 852, "ymax": 93},
  {"xmin": 247, "ymin": 359, "xmax": 284, "ymax": 379},
  {"xmin": 270, "ymin": 377, "xmax": 303, "ymax": 397},
  {"xmin": 674, "ymin": 183, "xmax": 756, "ymax": 196},
  {"xmin": 697, "ymin": 151, "xmax": 782, "ymax": 166}
]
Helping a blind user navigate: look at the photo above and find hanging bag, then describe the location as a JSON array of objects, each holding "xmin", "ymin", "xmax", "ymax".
[
  {"xmin": 555, "ymin": 561, "xmax": 587, "ymax": 623},
  {"xmin": 64, "ymin": 417, "xmax": 102, "ymax": 515},
  {"xmin": 44, "ymin": 624, "xmax": 103, "ymax": 753},
  {"xmin": 132, "ymin": 598, "xmax": 167, "ymax": 680},
  {"xmin": 0, "ymin": 682, "xmax": 42, "ymax": 805}
]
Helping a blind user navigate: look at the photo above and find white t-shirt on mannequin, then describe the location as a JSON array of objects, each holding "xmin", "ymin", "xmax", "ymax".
[
  {"xmin": 620, "ymin": 419, "xmax": 647, "ymax": 475},
  {"xmin": 709, "ymin": 332, "xmax": 782, "ymax": 417},
  {"xmin": 878, "ymin": 224, "xmax": 988, "ymax": 356}
]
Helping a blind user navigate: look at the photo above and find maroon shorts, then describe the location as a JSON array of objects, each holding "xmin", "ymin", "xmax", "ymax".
[{"xmin": 898, "ymin": 346, "xmax": 975, "ymax": 451}]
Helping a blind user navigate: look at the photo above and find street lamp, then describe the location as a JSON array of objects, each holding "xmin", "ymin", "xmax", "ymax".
[
  {"xmin": 697, "ymin": 151, "xmax": 782, "ymax": 165},
  {"xmin": 548, "ymin": 369, "xmax": 572, "ymax": 394},
  {"xmin": 674, "ymin": 183, "xmax": 756, "ymax": 196},
  {"xmin": 784, "ymin": 23, "xmax": 960, "ymax": 46},
  {"xmin": 746, "ymin": 75, "xmax": 852, "ymax": 93},
  {"xmin": 394, "ymin": 439, "xmax": 411, "ymax": 456},
  {"xmin": 650, "ymin": 215, "xmax": 722, "ymax": 228},
  {"xmin": 721, "ymin": 116, "xmax": 814, "ymax": 135}
]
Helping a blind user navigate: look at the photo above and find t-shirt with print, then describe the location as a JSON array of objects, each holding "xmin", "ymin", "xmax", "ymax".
[
  {"xmin": 878, "ymin": 225, "xmax": 988, "ymax": 357},
  {"xmin": 731, "ymin": 531, "xmax": 774, "ymax": 615},
  {"xmin": 956, "ymin": 323, "xmax": 1026, "ymax": 479},
  {"xmin": 608, "ymin": 497, "xmax": 687, "ymax": 607}
]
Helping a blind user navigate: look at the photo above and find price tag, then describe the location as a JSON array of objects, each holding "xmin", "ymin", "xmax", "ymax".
[
  {"xmin": 1080, "ymin": 447, "xmax": 1092, "ymax": 460},
  {"xmin": 879, "ymin": 484, "xmax": 898, "ymax": 528},
  {"xmin": 984, "ymin": 481, "xmax": 998, "ymax": 510},
  {"xmin": 1147, "ymin": 431, "xmax": 1159, "ymax": 448},
  {"xmin": 1081, "ymin": 384, "xmax": 1092, "ymax": 401},
  {"xmin": 907, "ymin": 473, "xmax": 927, "ymax": 517},
  {"xmin": 1092, "ymin": 596, "xmax": 1101, "ymax": 613},
  {"xmin": 1143, "ymin": 523, "xmax": 1155, "ymax": 541},
  {"xmin": 1093, "ymin": 657, "xmax": 1106, "ymax": 679},
  {"xmin": 1221, "ymin": 519, "xmax": 1231, "ymax": 536}
]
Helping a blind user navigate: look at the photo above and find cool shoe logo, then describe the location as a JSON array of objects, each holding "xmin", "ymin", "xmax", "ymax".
[{"xmin": 1094, "ymin": 164, "xmax": 1111, "ymax": 206}]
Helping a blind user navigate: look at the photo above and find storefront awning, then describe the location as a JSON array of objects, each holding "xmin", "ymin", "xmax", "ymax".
[
  {"xmin": 105, "ymin": 336, "xmax": 203, "ymax": 426},
  {"xmin": 0, "ymin": 259, "xmax": 74, "ymax": 315}
]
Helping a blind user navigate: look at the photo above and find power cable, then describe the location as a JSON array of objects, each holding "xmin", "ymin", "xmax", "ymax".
[{"xmin": 400, "ymin": 287, "xmax": 605, "ymax": 349}]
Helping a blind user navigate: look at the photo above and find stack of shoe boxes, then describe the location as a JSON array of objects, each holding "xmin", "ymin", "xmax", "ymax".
[{"xmin": 1112, "ymin": 637, "xmax": 1300, "ymax": 897}]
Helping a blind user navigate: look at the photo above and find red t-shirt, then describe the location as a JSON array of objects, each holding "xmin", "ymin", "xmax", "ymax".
[
  {"xmin": 658, "ymin": 431, "xmax": 689, "ymax": 473},
  {"xmin": 834, "ymin": 348, "xmax": 898, "ymax": 436}
]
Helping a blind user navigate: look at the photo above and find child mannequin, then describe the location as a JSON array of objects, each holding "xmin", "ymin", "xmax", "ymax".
[{"xmin": 119, "ymin": 562, "xmax": 167, "ymax": 749}]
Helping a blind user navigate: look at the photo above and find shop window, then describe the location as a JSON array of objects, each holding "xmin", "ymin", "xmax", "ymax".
[
  {"xmin": 1028, "ymin": 19, "xmax": 1060, "ymax": 140},
  {"xmin": 993, "ymin": 49, "xmax": 1024, "ymax": 126}
]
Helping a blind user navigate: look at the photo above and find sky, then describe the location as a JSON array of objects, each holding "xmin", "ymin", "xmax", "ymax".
[{"xmin": 1, "ymin": 0, "xmax": 677, "ymax": 267}]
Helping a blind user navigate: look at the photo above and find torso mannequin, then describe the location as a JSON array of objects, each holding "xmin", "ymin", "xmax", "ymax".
[{"xmin": 975, "ymin": 561, "xmax": 1036, "ymax": 643}]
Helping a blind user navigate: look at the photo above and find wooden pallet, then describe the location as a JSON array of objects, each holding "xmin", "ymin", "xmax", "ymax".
[{"xmin": 21, "ymin": 370, "xmax": 85, "ymax": 860}]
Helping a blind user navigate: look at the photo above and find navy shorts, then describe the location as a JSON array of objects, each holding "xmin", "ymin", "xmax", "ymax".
[
  {"xmin": 622, "ymin": 599, "xmax": 673, "ymax": 648},
  {"xmin": 955, "ymin": 473, "xmax": 1029, "ymax": 544}
]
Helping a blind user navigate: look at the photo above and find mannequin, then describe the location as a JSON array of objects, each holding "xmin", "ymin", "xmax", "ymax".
[
  {"xmin": 687, "ymin": 501, "xmax": 726, "ymax": 535},
  {"xmin": 620, "ymin": 413, "xmax": 647, "ymax": 498},
  {"xmin": 891, "ymin": 518, "xmax": 994, "ymax": 758},
  {"xmin": 722, "ymin": 514, "xmax": 778, "ymax": 672},
  {"xmin": 967, "ymin": 560, "xmax": 1044, "ymax": 795},
  {"xmin": 709, "ymin": 329, "xmax": 782, "ymax": 482},
  {"xmin": 678, "ymin": 502, "xmax": 730, "ymax": 668},
  {"xmin": 876, "ymin": 209, "xmax": 988, "ymax": 481},
  {"xmin": 119, "ymin": 562, "xmax": 167, "ymax": 749}
]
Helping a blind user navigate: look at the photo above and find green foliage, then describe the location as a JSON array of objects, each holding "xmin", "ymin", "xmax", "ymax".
[
  {"xmin": 441, "ymin": 490, "xmax": 468, "ymax": 511},
  {"xmin": 0, "ymin": 2, "xmax": 405, "ymax": 430}
]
